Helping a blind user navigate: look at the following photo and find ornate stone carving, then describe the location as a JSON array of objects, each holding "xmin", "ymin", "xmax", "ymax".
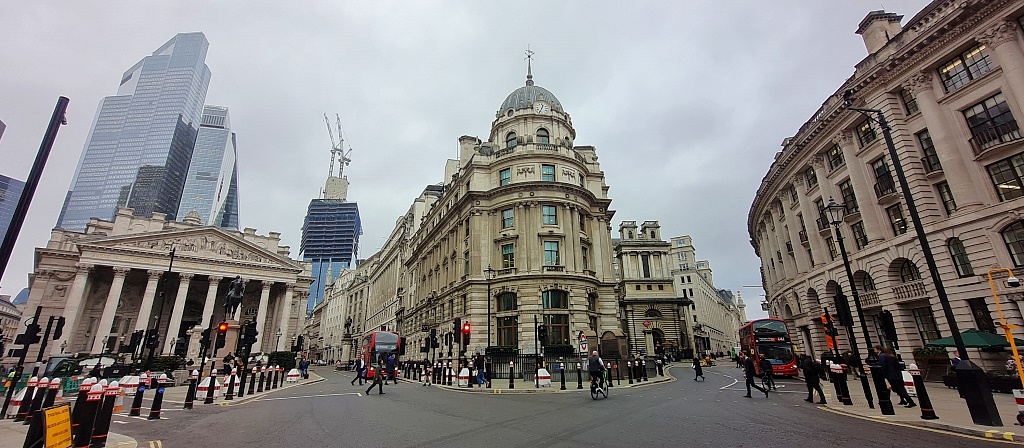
[
  {"xmin": 51, "ymin": 271, "xmax": 76, "ymax": 282},
  {"xmin": 179, "ymin": 273, "xmax": 195, "ymax": 282},
  {"xmin": 902, "ymin": 71, "xmax": 933, "ymax": 95},
  {"xmin": 791, "ymin": 175, "xmax": 805, "ymax": 189},
  {"xmin": 112, "ymin": 266, "xmax": 131, "ymax": 276},
  {"xmin": 837, "ymin": 131, "xmax": 855, "ymax": 147},
  {"xmin": 978, "ymin": 21, "xmax": 1019, "ymax": 48},
  {"xmin": 516, "ymin": 166, "xmax": 535, "ymax": 177},
  {"xmin": 810, "ymin": 155, "xmax": 825, "ymax": 169},
  {"xmin": 117, "ymin": 235, "xmax": 271, "ymax": 264},
  {"xmin": 561, "ymin": 168, "xmax": 577, "ymax": 181},
  {"xmin": 146, "ymin": 270, "xmax": 162, "ymax": 280},
  {"xmin": 48, "ymin": 284, "xmax": 68, "ymax": 301},
  {"xmin": 75, "ymin": 263, "xmax": 94, "ymax": 273}
]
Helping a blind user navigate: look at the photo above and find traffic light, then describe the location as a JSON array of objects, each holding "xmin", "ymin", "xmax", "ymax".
[
  {"xmin": 145, "ymin": 330, "xmax": 160, "ymax": 349},
  {"xmin": 52, "ymin": 317, "xmax": 65, "ymax": 340},
  {"xmin": 215, "ymin": 322, "xmax": 229, "ymax": 349},
  {"xmin": 16, "ymin": 322, "xmax": 42, "ymax": 345},
  {"xmin": 199, "ymin": 328, "xmax": 211, "ymax": 349},
  {"xmin": 461, "ymin": 321, "xmax": 471, "ymax": 346},
  {"xmin": 453, "ymin": 318, "xmax": 462, "ymax": 336},
  {"xmin": 880, "ymin": 309, "xmax": 898, "ymax": 343},
  {"xmin": 128, "ymin": 330, "xmax": 144, "ymax": 352},
  {"xmin": 241, "ymin": 320, "xmax": 258, "ymax": 350},
  {"xmin": 833, "ymin": 292, "xmax": 854, "ymax": 327},
  {"xmin": 537, "ymin": 324, "xmax": 548, "ymax": 346},
  {"xmin": 430, "ymin": 329, "xmax": 439, "ymax": 348}
]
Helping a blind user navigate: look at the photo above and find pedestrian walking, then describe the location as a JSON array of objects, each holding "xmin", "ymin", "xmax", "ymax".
[
  {"xmin": 692, "ymin": 356, "xmax": 704, "ymax": 381},
  {"xmin": 743, "ymin": 355, "xmax": 768, "ymax": 398},
  {"xmin": 800, "ymin": 355, "xmax": 826, "ymax": 404},
  {"xmin": 421, "ymin": 357, "xmax": 432, "ymax": 386},
  {"xmin": 385, "ymin": 354, "xmax": 397, "ymax": 385},
  {"xmin": 875, "ymin": 345, "xmax": 915, "ymax": 408},
  {"xmin": 473, "ymin": 352, "xmax": 486, "ymax": 387},
  {"xmin": 350, "ymin": 358, "xmax": 367, "ymax": 386},
  {"xmin": 366, "ymin": 358, "xmax": 385, "ymax": 395},
  {"xmin": 299, "ymin": 358, "xmax": 310, "ymax": 379}
]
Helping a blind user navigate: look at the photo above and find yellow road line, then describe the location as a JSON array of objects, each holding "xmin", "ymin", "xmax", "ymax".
[{"xmin": 819, "ymin": 406, "xmax": 1020, "ymax": 445}]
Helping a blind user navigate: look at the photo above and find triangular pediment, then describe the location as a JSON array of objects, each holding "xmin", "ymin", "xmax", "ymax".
[{"xmin": 77, "ymin": 227, "xmax": 299, "ymax": 268}]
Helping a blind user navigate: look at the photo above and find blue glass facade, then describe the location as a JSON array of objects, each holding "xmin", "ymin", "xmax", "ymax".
[
  {"xmin": 57, "ymin": 33, "xmax": 212, "ymax": 231},
  {"xmin": 300, "ymin": 200, "xmax": 362, "ymax": 309},
  {"xmin": 177, "ymin": 105, "xmax": 240, "ymax": 229},
  {"xmin": 0, "ymin": 174, "xmax": 26, "ymax": 243}
]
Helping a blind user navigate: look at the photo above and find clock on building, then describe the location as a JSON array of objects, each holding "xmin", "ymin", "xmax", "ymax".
[{"xmin": 534, "ymin": 102, "xmax": 549, "ymax": 113}]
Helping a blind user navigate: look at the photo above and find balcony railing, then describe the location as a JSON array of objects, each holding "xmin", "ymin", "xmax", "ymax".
[
  {"xmin": 893, "ymin": 280, "xmax": 927, "ymax": 302},
  {"xmin": 785, "ymin": 241, "xmax": 794, "ymax": 254},
  {"xmin": 543, "ymin": 265, "xmax": 565, "ymax": 272},
  {"xmin": 921, "ymin": 154, "xmax": 942, "ymax": 174},
  {"xmin": 860, "ymin": 291, "xmax": 879, "ymax": 307},
  {"xmin": 873, "ymin": 177, "xmax": 896, "ymax": 199},
  {"xmin": 497, "ymin": 267, "xmax": 517, "ymax": 276},
  {"xmin": 970, "ymin": 121, "xmax": 1023, "ymax": 155},
  {"xmin": 815, "ymin": 217, "xmax": 831, "ymax": 232},
  {"xmin": 798, "ymin": 230, "xmax": 809, "ymax": 244}
]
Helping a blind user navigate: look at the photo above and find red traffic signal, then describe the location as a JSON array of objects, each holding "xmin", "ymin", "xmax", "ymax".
[
  {"xmin": 217, "ymin": 322, "xmax": 230, "ymax": 333},
  {"xmin": 461, "ymin": 322, "xmax": 471, "ymax": 334}
]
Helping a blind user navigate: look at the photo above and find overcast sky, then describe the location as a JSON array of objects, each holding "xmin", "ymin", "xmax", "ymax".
[{"xmin": 1, "ymin": 0, "xmax": 933, "ymax": 320}]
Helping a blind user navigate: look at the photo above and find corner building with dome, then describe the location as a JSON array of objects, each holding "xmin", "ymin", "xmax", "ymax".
[{"xmin": 320, "ymin": 68, "xmax": 631, "ymax": 366}]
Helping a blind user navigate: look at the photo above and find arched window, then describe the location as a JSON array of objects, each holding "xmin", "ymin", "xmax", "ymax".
[
  {"xmin": 505, "ymin": 132, "xmax": 517, "ymax": 148},
  {"xmin": 899, "ymin": 260, "xmax": 922, "ymax": 282},
  {"xmin": 644, "ymin": 308, "xmax": 663, "ymax": 318},
  {"xmin": 1002, "ymin": 221, "xmax": 1024, "ymax": 267},
  {"xmin": 536, "ymin": 128, "xmax": 550, "ymax": 144},
  {"xmin": 947, "ymin": 237, "xmax": 975, "ymax": 277},
  {"xmin": 542, "ymin": 290, "xmax": 568, "ymax": 309},
  {"xmin": 862, "ymin": 275, "xmax": 876, "ymax": 291}
]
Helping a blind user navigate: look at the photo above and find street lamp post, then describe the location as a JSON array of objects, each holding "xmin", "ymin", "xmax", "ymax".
[
  {"xmin": 845, "ymin": 91, "xmax": 1001, "ymax": 425},
  {"xmin": 823, "ymin": 197, "xmax": 881, "ymax": 412},
  {"xmin": 276, "ymin": 330, "xmax": 282, "ymax": 354},
  {"xmin": 485, "ymin": 264, "xmax": 495, "ymax": 350}
]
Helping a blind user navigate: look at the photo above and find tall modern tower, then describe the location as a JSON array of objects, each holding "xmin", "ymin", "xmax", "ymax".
[
  {"xmin": 57, "ymin": 32, "xmax": 212, "ymax": 231},
  {"xmin": 176, "ymin": 105, "xmax": 240, "ymax": 229},
  {"xmin": 300, "ymin": 117, "xmax": 362, "ymax": 310},
  {"xmin": 0, "ymin": 174, "xmax": 26, "ymax": 244}
]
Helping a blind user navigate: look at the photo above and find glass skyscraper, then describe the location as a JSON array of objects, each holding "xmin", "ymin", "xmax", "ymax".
[
  {"xmin": 0, "ymin": 174, "xmax": 26, "ymax": 244},
  {"xmin": 177, "ymin": 105, "xmax": 239, "ymax": 229},
  {"xmin": 57, "ymin": 32, "xmax": 212, "ymax": 231}
]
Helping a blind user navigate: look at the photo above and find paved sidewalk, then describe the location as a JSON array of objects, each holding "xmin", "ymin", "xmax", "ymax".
[
  {"xmin": 425, "ymin": 365, "xmax": 675, "ymax": 394},
  {"xmin": 0, "ymin": 417, "xmax": 137, "ymax": 448},
  {"xmin": 819, "ymin": 375, "xmax": 1023, "ymax": 443}
]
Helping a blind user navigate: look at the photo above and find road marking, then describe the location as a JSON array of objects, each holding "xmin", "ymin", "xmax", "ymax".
[
  {"xmin": 257, "ymin": 392, "xmax": 362, "ymax": 401},
  {"xmin": 147, "ymin": 441, "xmax": 163, "ymax": 448},
  {"xmin": 711, "ymin": 371, "xmax": 738, "ymax": 390},
  {"xmin": 819, "ymin": 406, "xmax": 1020, "ymax": 444}
]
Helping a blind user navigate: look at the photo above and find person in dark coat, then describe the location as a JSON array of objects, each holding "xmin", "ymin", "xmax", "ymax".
[
  {"xmin": 385, "ymin": 354, "xmax": 397, "ymax": 385},
  {"xmin": 743, "ymin": 355, "xmax": 768, "ymax": 398},
  {"xmin": 875, "ymin": 345, "xmax": 915, "ymax": 407},
  {"xmin": 692, "ymin": 356, "xmax": 705, "ymax": 381},
  {"xmin": 366, "ymin": 357, "xmax": 385, "ymax": 395},
  {"xmin": 758, "ymin": 355, "xmax": 776, "ymax": 391},
  {"xmin": 351, "ymin": 358, "xmax": 367, "ymax": 386},
  {"xmin": 801, "ymin": 355, "xmax": 826, "ymax": 404}
]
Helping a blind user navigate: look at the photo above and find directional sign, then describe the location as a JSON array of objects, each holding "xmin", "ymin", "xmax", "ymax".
[{"xmin": 579, "ymin": 340, "xmax": 588, "ymax": 354}]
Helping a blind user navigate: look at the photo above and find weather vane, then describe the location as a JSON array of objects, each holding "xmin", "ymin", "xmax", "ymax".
[{"xmin": 525, "ymin": 45, "xmax": 535, "ymax": 86}]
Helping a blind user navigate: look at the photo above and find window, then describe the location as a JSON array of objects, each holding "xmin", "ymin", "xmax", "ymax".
[
  {"xmin": 501, "ymin": 208, "xmax": 514, "ymax": 228},
  {"xmin": 541, "ymin": 164, "xmax": 555, "ymax": 181},
  {"xmin": 543, "ymin": 314, "xmax": 569, "ymax": 345},
  {"xmin": 465, "ymin": 218, "xmax": 470, "ymax": 238},
  {"xmin": 873, "ymin": 158, "xmax": 896, "ymax": 198},
  {"xmin": 856, "ymin": 119, "xmax": 877, "ymax": 147},
  {"xmin": 948, "ymin": 237, "xmax": 974, "ymax": 277},
  {"xmin": 499, "ymin": 168, "xmax": 511, "ymax": 186},
  {"xmin": 967, "ymin": 298, "xmax": 996, "ymax": 333},
  {"xmin": 886, "ymin": 203, "xmax": 908, "ymax": 235},
  {"xmin": 497, "ymin": 316, "xmax": 518, "ymax": 346},
  {"xmin": 899, "ymin": 260, "xmax": 922, "ymax": 282},
  {"xmin": 505, "ymin": 132, "xmax": 518, "ymax": 148},
  {"xmin": 579, "ymin": 214, "xmax": 587, "ymax": 234},
  {"xmin": 917, "ymin": 130, "xmax": 941, "ymax": 173},
  {"xmin": 939, "ymin": 43, "xmax": 993, "ymax": 92},
  {"xmin": 1001, "ymin": 221, "xmax": 1024, "ymax": 267},
  {"xmin": 581, "ymin": 246, "xmax": 589, "ymax": 270},
  {"xmin": 464, "ymin": 251, "xmax": 470, "ymax": 276},
  {"xmin": 825, "ymin": 236, "xmax": 837, "ymax": 261},
  {"xmin": 542, "ymin": 205, "xmax": 557, "ymax": 225},
  {"xmin": 542, "ymin": 290, "xmax": 568, "ymax": 309},
  {"xmin": 964, "ymin": 93, "xmax": 1020, "ymax": 151},
  {"xmin": 536, "ymin": 128, "xmax": 549, "ymax": 144},
  {"xmin": 826, "ymin": 144, "xmax": 845, "ymax": 170},
  {"xmin": 589, "ymin": 316, "xmax": 598, "ymax": 331},
  {"xmin": 544, "ymin": 241, "xmax": 560, "ymax": 265},
  {"xmin": 987, "ymin": 153, "xmax": 1024, "ymax": 201},
  {"xmin": 838, "ymin": 180, "xmax": 859, "ymax": 214},
  {"xmin": 790, "ymin": 186, "xmax": 798, "ymax": 204},
  {"xmin": 804, "ymin": 166, "xmax": 818, "ymax": 189},
  {"xmin": 641, "ymin": 254, "xmax": 651, "ymax": 278},
  {"xmin": 501, "ymin": 243, "xmax": 515, "ymax": 268},
  {"xmin": 497, "ymin": 292, "xmax": 517, "ymax": 311},
  {"xmin": 862, "ymin": 275, "xmax": 876, "ymax": 291},
  {"xmin": 851, "ymin": 221, "xmax": 868, "ymax": 250},
  {"xmin": 900, "ymin": 88, "xmax": 919, "ymax": 116},
  {"xmin": 936, "ymin": 182, "xmax": 957, "ymax": 215},
  {"xmin": 912, "ymin": 306, "xmax": 942, "ymax": 343}
]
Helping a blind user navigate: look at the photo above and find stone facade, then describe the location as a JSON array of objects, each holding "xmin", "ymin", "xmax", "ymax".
[
  {"xmin": 0, "ymin": 295, "xmax": 21, "ymax": 364},
  {"xmin": 21, "ymin": 207, "xmax": 312, "ymax": 362},
  {"xmin": 668, "ymin": 235, "xmax": 746, "ymax": 355},
  {"xmin": 748, "ymin": 1, "xmax": 1024, "ymax": 368}
]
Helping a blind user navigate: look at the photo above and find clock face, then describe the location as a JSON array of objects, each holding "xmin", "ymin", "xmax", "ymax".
[{"xmin": 534, "ymin": 102, "xmax": 549, "ymax": 113}]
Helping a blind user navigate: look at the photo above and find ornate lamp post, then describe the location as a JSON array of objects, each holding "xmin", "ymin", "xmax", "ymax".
[{"xmin": 485, "ymin": 264, "xmax": 496, "ymax": 350}]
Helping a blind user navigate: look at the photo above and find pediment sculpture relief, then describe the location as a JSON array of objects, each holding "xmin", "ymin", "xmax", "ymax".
[{"xmin": 116, "ymin": 235, "xmax": 272, "ymax": 263}]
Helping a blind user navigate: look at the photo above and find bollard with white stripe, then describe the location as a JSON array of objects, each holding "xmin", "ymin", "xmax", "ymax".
[{"xmin": 907, "ymin": 364, "xmax": 938, "ymax": 420}]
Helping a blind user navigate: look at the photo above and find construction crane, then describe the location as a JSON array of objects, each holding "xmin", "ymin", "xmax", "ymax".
[{"xmin": 324, "ymin": 113, "xmax": 353, "ymax": 180}]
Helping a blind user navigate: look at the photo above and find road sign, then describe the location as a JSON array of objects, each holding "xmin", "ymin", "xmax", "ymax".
[
  {"xmin": 580, "ymin": 340, "xmax": 588, "ymax": 354},
  {"xmin": 643, "ymin": 320, "xmax": 652, "ymax": 329},
  {"xmin": 44, "ymin": 404, "xmax": 72, "ymax": 448}
]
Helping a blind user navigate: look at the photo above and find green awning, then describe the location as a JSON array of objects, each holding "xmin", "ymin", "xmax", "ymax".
[{"xmin": 926, "ymin": 329, "xmax": 1024, "ymax": 348}]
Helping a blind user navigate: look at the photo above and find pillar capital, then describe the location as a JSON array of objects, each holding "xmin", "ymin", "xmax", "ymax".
[
  {"xmin": 260, "ymin": 280, "xmax": 273, "ymax": 289},
  {"xmin": 208, "ymin": 275, "xmax": 224, "ymax": 283},
  {"xmin": 146, "ymin": 270, "xmax": 163, "ymax": 280},
  {"xmin": 179, "ymin": 273, "xmax": 195, "ymax": 282},
  {"xmin": 902, "ymin": 71, "xmax": 934, "ymax": 96},
  {"xmin": 112, "ymin": 266, "xmax": 130, "ymax": 276},
  {"xmin": 978, "ymin": 21, "xmax": 1019, "ymax": 48},
  {"xmin": 75, "ymin": 263, "xmax": 94, "ymax": 273}
]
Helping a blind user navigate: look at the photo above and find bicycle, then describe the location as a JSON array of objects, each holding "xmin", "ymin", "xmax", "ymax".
[
  {"xmin": 589, "ymin": 369, "xmax": 609, "ymax": 400},
  {"xmin": 761, "ymin": 372, "xmax": 776, "ymax": 391}
]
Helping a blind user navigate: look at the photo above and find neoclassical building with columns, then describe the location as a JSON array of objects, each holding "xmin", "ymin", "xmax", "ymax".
[
  {"xmin": 22, "ymin": 207, "xmax": 312, "ymax": 362},
  {"xmin": 749, "ymin": 0, "xmax": 1024, "ymax": 369}
]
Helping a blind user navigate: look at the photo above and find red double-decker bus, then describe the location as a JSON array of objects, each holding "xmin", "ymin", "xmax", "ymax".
[
  {"xmin": 738, "ymin": 318, "xmax": 798, "ymax": 377},
  {"xmin": 359, "ymin": 330, "xmax": 401, "ymax": 378}
]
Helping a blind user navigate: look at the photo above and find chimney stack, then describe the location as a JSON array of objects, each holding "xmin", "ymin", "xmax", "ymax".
[{"xmin": 856, "ymin": 10, "xmax": 903, "ymax": 55}]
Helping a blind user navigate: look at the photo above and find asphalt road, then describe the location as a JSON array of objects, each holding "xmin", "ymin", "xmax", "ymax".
[{"xmin": 113, "ymin": 365, "xmax": 1004, "ymax": 448}]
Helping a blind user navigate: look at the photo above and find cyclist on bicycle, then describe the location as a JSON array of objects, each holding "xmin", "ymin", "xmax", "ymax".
[
  {"xmin": 587, "ymin": 350, "xmax": 605, "ymax": 390},
  {"xmin": 758, "ymin": 354, "xmax": 776, "ymax": 391}
]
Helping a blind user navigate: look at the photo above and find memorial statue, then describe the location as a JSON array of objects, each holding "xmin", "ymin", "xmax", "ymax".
[{"xmin": 225, "ymin": 276, "xmax": 245, "ymax": 317}]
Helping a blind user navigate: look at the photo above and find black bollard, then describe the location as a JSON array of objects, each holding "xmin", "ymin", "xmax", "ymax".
[
  {"xmin": 908, "ymin": 365, "xmax": 938, "ymax": 420},
  {"xmin": 837, "ymin": 365, "xmax": 853, "ymax": 406},
  {"xmin": 184, "ymin": 371, "xmax": 198, "ymax": 410},
  {"xmin": 272, "ymin": 366, "xmax": 279, "ymax": 389},
  {"xmin": 72, "ymin": 383, "xmax": 103, "ymax": 448},
  {"xmin": 627, "ymin": 361, "xmax": 634, "ymax": 384},
  {"xmin": 147, "ymin": 374, "xmax": 168, "ymax": 420},
  {"xmin": 279, "ymin": 366, "xmax": 286, "ymax": 388},
  {"xmin": 434, "ymin": 363, "xmax": 441, "ymax": 384},
  {"xmin": 642, "ymin": 360, "xmax": 648, "ymax": 381},
  {"xmin": 246, "ymin": 367, "xmax": 256, "ymax": 395},
  {"xmin": 71, "ymin": 378, "xmax": 95, "ymax": 435},
  {"xmin": 829, "ymin": 362, "xmax": 844, "ymax": 404},
  {"xmin": 24, "ymin": 376, "xmax": 48, "ymax": 425},
  {"xmin": 576, "ymin": 363, "xmax": 583, "ymax": 389},
  {"xmin": 42, "ymin": 378, "xmax": 61, "ymax": 409},
  {"xmin": 15, "ymin": 376, "xmax": 38, "ymax": 422},
  {"xmin": 869, "ymin": 363, "xmax": 895, "ymax": 414},
  {"xmin": 129, "ymin": 374, "xmax": 147, "ymax": 416},
  {"xmin": 225, "ymin": 369, "xmax": 236, "ymax": 400},
  {"xmin": 204, "ymin": 368, "xmax": 218, "ymax": 405},
  {"xmin": 657, "ymin": 359, "xmax": 664, "ymax": 376},
  {"xmin": 560, "ymin": 363, "xmax": 566, "ymax": 390},
  {"xmin": 91, "ymin": 381, "xmax": 119, "ymax": 447},
  {"xmin": 264, "ymin": 366, "xmax": 273, "ymax": 391},
  {"xmin": 509, "ymin": 362, "xmax": 514, "ymax": 389},
  {"xmin": 257, "ymin": 367, "xmax": 265, "ymax": 393},
  {"xmin": 611, "ymin": 363, "xmax": 617, "ymax": 388}
]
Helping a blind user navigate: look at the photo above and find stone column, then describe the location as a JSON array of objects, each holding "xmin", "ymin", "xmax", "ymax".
[
  {"xmin": 979, "ymin": 21, "xmax": 1024, "ymax": 115},
  {"xmin": 835, "ymin": 132, "xmax": 886, "ymax": 242},
  {"xmin": 201, "ymin": 276, "xmax": 223, "ymax": 327},
  {"xmin": 133, "ymin": 270, "xmax": 163, "ymax": 332},
  {"xmin": 163, "ymin": 273, "xmax": 193, "ymax": 354},
  {"xmin": 254, "ymin": 281, "xmax": 273, "ymax": 352},
  {"xmin": 793, "ymin": 175, "xmax": 826, "ymax": 267},
  {"xmin": 92, "ymin": 267, "xmax": 130, "ymax": 354},
  {"xmin": 277, "ymin": 286, "xmax": 295, "ymax": 351},
  {"xmin": 53, "ymin": 263, "xmax": 92, "ymax": 355}
]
